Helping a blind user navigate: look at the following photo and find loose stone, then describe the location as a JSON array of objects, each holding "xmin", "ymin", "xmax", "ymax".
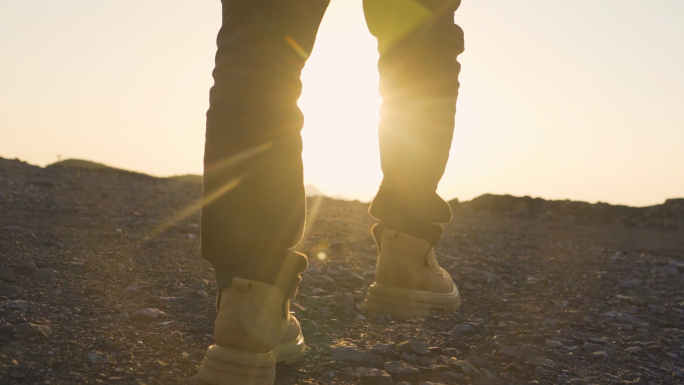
[
  {"xmin": 16, "ymin": 262, "xmax": 38, "ymax": 274},
  {"xmin": 454, "ymin": 323, "xmax": 476, "ymax": 333},
  {"xmin": 371, "ymin": 343, "xmax": 395, "ymax": 356},
  {"xmin": 86, "ymin": 351, "xmax": 107, "ymax": 362},
  {"xmin": 0, "ymin": 267, "xmax": 17, "ymax": 282},
  {"xmin": 449, "ymin": 359, "xmax": 477, "ymax": 378},
  {"xmin": 384, "ymin": 361, "xmax": 421, "ymax": 382},
  {"xmin": 113, "ymin": 310, "xmax": 130, "ymax": 322},
  {"xmin": 349, "ymin": 367, "xmax": 393, "ymax": 385},
  {"xmin": 582, "ymin": 343, "xmax": 605, "ymax": 353},
  {"xmin": 34, "ymin": 268, "xmax": 60, "ymax": 281},
  {"xmin": 156, "ymin": 296, "xmax": 189, "ymax": 306},
  {"xmin": 616, "ymin": 313, "xmax": 643, "ymax": 324},
  {"xmin": 0, "ymin": 285, "xmax": 23, "ymax": 297},
  {"xmin": 626, "ymin": 347, "xmax": 644, "ymax": 355},
  {"xmin": 561, "ymin": 346, "xmax": 581, "ymax": 354},
  {"xmin": 130, "ymin": 308, "xmax": 165, "ymax": 323},
  {"xmin": 500, "ymin": 346, "xmax": 521, "ymax": 361},
  {"xmin": 365, "ymin": 352, "xmax": 383, "ymax": 368},
  {"xmin": 0, "ymin": 321, "xmax": 16, "ymax": 336},
  {"xmin": 417, "ymin": 356, "xmax": 432, "ymax": 367},
  {"xmin": 397, "ymin": 338, "xmax": 429, "ymax": 355},
  {"xmin": 468, "ymin": 355, "xmax": 494, "ymax": 370},
  {"xmin": 14, "ymin": 323, "xmax": 52, "ymax": 338},
  {"xmin": 329, "ymin": 346, "xmax": 367, "ymax": 365},
  {"xmin": 125, "ymin": 282, "xmax": 155, "ymax": 292},
  {"xmin": 4, "ymin": 300, "xmax": 35, "ymax": 310}
]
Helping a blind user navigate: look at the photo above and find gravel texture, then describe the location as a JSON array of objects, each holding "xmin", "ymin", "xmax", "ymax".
[{"xmin": 1, "ymin": 157, "xmax": 683, "ymax": 385}]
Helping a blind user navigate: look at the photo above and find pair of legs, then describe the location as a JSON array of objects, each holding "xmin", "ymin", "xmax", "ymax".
[{"xmin": 201, "ymin": 0, "xmax": 465, "ymax": 295}]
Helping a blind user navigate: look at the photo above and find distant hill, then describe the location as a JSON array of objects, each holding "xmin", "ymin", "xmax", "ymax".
[
  {"xmin": 49, "ymin": 158, "xmax": 112, "ymax": 170},
  {"xmin": 305, "ymin": 184, "xmax": 325, "ymax": 197},
  {"xmin": 7, "ymin": 157, "xmax": 682, "ymax": 233},
  {"xmin": 49, "ymin": 159, "xmax": 204, "ymax": 184},
  {"xmin": 45, "ymin": 160, "xmax": 327, "ymax": 194},
  {"xmin": 450, "ymin": 193, "xmax": 684, "ymax": 231},
  {"xmin": 169, "ymin": 174, "xmax": 202, "ymax": 184}
]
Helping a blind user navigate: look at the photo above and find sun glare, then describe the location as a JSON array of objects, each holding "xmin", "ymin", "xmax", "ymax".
[{"xmin": 298, "ymin": 1, "xmax": 384, "ymax": 201}]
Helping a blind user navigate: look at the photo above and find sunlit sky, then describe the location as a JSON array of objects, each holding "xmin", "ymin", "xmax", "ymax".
[{"xmin": 2, "ymin": 1, "xmax": 683, "ymax": 207}]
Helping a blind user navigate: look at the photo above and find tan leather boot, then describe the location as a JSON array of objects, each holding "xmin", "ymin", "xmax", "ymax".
[
  {"xmin": 363, "ymin": 229, "xmax": 460, "ymax": 318},
  {"xmin": 198, "ymin": 278, "xmax": 305, "ymax": 385}
]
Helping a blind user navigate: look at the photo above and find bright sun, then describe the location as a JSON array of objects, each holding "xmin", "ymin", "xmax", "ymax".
[{"xmin": 297, "ymin": 1, "xmax": 384, "ymax": 201}]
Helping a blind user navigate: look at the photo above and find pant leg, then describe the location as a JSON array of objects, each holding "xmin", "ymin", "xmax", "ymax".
[
  {"xmin": 363, "ymin": 0, "xmax": 464, "ymax": 246},
  {"xmin": 202, "ymin": 0, "xmax": 330, "ymax": 294}
]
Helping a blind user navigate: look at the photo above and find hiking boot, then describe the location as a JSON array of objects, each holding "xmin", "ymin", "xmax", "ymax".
[
  {"xmin": 198, "ymin": 278, "xmax": 305, "ymax": 385},
  {"xmin": 363, "ymin": 229, "xmax": 460, "ymax": 318}
]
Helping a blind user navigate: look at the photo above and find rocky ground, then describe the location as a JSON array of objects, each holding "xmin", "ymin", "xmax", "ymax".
[{"xmin": 1, "ymin": 157, "xmax": 683, "ymax": 385}]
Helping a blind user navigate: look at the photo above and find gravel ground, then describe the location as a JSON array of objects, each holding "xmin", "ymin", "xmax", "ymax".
[{"xmin": 1, "ymin": 157, "xmax": 683, "ymax": 385}]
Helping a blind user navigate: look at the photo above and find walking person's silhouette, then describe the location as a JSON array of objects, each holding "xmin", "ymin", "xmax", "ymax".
[{"xmin": 198, "ymin": 1, "xmax": 464, "ymax": 384}]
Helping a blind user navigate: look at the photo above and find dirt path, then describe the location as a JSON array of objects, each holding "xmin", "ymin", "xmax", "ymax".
[{"xmin": 1, "ymin": 158, "xmax": 683, "ymax": 384}]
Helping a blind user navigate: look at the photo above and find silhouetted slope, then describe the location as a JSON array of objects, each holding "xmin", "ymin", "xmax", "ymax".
[
  {"xmin": 450, "ymin": 194, "xmax": 684, "ymax": 231},
  {"xmin": 49, "ymin": 158, "xmax": 112, "ymax": 170}
]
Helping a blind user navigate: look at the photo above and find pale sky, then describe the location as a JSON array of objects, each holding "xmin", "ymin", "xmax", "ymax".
[{"xmin": 1, "ymin": 1, "xmax": 683, "ymax": 207}]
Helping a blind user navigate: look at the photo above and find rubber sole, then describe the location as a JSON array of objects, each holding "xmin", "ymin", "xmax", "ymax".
[
  {"xmin": 362, "ymin": 282, "xmax": 461, "ymax": 319},
  {"xmin": 274, "ymin": 333, "xmax": 306, "ymax": 365},
  {"xmin": 198, "ymin": 334, "xmax": 305, "ymax": 385}
]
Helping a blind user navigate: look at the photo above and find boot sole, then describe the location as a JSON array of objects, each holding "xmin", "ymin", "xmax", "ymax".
[
  {"xmin": 198, "ymin": 335, "xmax": 305, "ymax": 385},
  {"xmin": 274, "ymin": 333, "xmax": 306, "ymax": 365},
  {"xmin": 362, "ymin": 282, "xmax": 461, "ymax": 319}
]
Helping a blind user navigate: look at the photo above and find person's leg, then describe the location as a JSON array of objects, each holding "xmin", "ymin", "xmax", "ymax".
[
  {"xmin": 364, "ymin": 0, "xmax": 464, "ymax": 246},
  {"xmin": 202, "ymin": 0, "xmax": 330, "ymax": 298},
  {"xmin": 362, "ymin": 0, "xmax": 464, "ymax": 318},
  {"xmin": 199, "ymin": 1, "xmax": 329, "ymax": 384}
]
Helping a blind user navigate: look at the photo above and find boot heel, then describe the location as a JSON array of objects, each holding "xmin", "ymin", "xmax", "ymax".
[
  {"xmin": 274, "ymin": 334, "xmax": 306, "ymax": 365},
  {"xmin": 198, "ymin": 345, "xmax": 276, "ymax": 385}
]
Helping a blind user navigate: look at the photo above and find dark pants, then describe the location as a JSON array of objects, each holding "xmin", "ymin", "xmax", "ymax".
[{"xmin": 202, "ymin": 0, "xmax": 464, "ymax": 293}]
